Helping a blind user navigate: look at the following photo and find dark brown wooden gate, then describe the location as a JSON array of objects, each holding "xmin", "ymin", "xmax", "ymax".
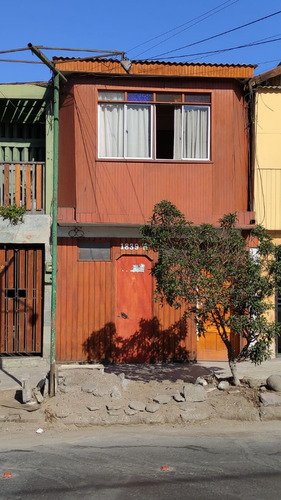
[{"xmin": 0, "ymin": 245, "xmax": 44, "ymax": 355}]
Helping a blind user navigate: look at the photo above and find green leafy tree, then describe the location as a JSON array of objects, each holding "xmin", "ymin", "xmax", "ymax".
[{"xmin": 141, "ymin": 200, "xmax": 281, "ymax": 385}]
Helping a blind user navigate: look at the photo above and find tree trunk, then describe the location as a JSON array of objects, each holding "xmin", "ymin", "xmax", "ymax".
[{"xmin": 229, "ymin": 360, "xmax": 241, "ymax": 386}]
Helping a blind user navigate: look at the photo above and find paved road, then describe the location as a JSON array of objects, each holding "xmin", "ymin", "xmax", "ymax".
[{"xmin": 1, "ymin": 423, "xmax": 281, "ymax": 499}]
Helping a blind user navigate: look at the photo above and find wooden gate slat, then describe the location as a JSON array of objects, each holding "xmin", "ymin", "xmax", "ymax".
[
  {"xmin": 15, "ymin": 164, "xmax": 21, "ymax": 207},
  {"xmin": 6, "ymin": 249, "xmax": 15, "ymax": 353},
  {"xmin": 26, "ymin": 248, "xmax": 34, "ymax": 352},
  {"xmin": 36, "ymin": 164, "xmax": 42, "ymax": 211},
  {"xmin": 25, "ymin": 165, "xmax": 31, "ymax": 211},
  {"xmin": 4, "ymin": 164, "xmax": 10, "ymax": 206},
  {"xmin": 0, "ymin": 249, "xmax": 6, "ymax": 352},
  {"xmin": 34, "ymin": 249, "xmax": 43, "ymax": 352},
  {"xmin": 18, "ymin": 248, "xmax": 26, "ymax": 352}
]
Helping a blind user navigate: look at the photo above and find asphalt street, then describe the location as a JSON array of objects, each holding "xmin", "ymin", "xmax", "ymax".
[{"xmin": 1, "ymin": 423, "xmax": 281, "ymax": 499}]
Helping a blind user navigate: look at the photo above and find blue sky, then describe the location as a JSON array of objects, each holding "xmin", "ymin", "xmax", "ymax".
[{"xmin": 1, "ymin": 0, "xmax": 281, "ymax": 83}]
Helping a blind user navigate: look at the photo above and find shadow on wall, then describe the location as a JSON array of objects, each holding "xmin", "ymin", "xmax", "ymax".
[{"xmin": 82, "ymin": 316, "xmax": 191, "ymax": 364}]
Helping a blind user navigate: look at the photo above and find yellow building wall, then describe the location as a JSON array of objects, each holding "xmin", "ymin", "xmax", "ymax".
[{"xmin": 254, "ymin": 88, "xmax": 281, "ymax": 230}]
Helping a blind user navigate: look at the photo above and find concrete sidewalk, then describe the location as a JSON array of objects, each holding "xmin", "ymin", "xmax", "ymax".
[{"xmin": 1, "ymin": 357, "xmax": 281, "ymax": 393}]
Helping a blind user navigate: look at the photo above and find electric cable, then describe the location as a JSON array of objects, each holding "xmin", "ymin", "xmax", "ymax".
[
  {"xmin": 130, "ymin": 0, "xmax": 239, "ymax": 58},
  {"xmin": 151, "ymin": 9, "xmax": 281, "ymax": 59}
]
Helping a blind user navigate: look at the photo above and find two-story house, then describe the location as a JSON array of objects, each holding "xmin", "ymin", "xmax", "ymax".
[
  {"xmin": 251, "ymin": 65, "xmax": 281, "ymax": 356},
  {"xmin": 0, "ymin": 82, "xmax": 53, "ymax": 369},
  {"xmin": 53, "ymin": 57, "xmax": 255, "ymax": 363}
]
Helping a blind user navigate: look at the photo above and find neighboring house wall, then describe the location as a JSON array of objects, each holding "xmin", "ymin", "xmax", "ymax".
[
  {"xmin": 254, "ymin": 87, "xmax": 281, "ymax": 229},
  {"xmin": 253, "ymin": 72, "xmax": 281, "ymax": 355},
  {"xmin": 0, "ymin": 83, "xmax": 53, "ymax": 367}
]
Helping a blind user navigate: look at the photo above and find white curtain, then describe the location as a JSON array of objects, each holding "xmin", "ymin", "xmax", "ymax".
[
  {"xmin": 126, "ymin": 105, "xmax": 151, "ymax": 158},
  {"xmin": 173, "ymin": 106, "xmax": 182, "ymax": 160},
  {"xmin": 182, "ymin": 106, "xmax": 209, "ymax": 159},
  {"xmin": 98, "ymin": 103, "xmax": 124, "ymax": 157}
]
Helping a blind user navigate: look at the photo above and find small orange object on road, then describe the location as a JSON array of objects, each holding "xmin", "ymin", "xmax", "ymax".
[
  {"xmin": 3, "ymin": 472, "xmax": 12, "ymax": 478},
  {"xmin": 161, "ymin": 466, "xmax": 169, "ymax": 471}
]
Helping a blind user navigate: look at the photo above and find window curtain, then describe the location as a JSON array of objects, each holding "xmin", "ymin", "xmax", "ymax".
[
  {"xmin": 98, "ymin": 103, "xmax": 124, "ymax": 157},
  {"xmin": 173, "ymin": 107, "xmax": 182, "ymax": 160},
  {"xmin": 182, "ymin": 106, "xmax": 209, "ymax": 159},
  {"xmin": 126, "ymin": 105, "xmax": 151, "ymax": 158}
]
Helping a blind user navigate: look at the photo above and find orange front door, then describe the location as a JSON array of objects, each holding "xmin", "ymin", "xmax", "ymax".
[{"xmin": 116, "ymin": 255, "xmax": 153, "ymax": 362}]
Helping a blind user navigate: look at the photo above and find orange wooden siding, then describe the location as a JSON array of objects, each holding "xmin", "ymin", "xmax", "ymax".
[
  {"xmin": 54, "ymin": 58, "xmax": 254, "ymax": 79},
  {"xmin": 58, "ymin": 78, "xmax": 250, "ymax": 226},
  {"xmin": 56, "ymin": 238, "xmax": 196, "ymax": 362}
]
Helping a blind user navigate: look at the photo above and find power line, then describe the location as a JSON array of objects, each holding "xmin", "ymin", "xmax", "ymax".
[
  {"xmin": 156, "ymin": 34, "xmax": 281, "ymax": 61},
  {"xmin": 151, "ymin": 9, "xmax": 281, "ymax": 59},
  {"xmin": 130, "ymin": 0, "xmax": 239, "ymax": 58},
  {"xmin": 0, "ymin": 59, "xmax": 42, "ymax": 64}
]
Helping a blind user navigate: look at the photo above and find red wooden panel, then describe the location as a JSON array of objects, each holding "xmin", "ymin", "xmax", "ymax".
[
  {"xmin": 0, "ymin": 249, "xmax": 6, "ymax": 352},
  {"xmin": 58, "ymin": 91, "xmax": 76, "ymax": 207},
  {"xmin": 26, "ymin": 249, "xmax": 34, "ymax": 352},
  {"xmin": 18, "ymin": 248, "xmax": 26, "ymax": 352},
  {"xmin": 34, "ymin": 249, "xmax": 43, "ymax": 352},
  {"xmin": 58, "ymin": 80, "xmax": 249, "ymax": 228},
  {"xmin": 116, "ymin": 255, "xmax": 153, "ymax": 362},
  {"xmin": 6, "ymin": 249, "xmax": 14, "ymax": 353}
]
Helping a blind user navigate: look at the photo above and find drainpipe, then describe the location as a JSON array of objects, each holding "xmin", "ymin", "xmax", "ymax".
[{"xmin": 27, "ymin": 44, "xmax": 67, "ymax": 396}]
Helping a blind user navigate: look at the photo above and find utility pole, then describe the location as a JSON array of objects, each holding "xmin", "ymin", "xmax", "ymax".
[{"xmin": 28, "ymin": 44, "xmax": 67, "ymax": 396}]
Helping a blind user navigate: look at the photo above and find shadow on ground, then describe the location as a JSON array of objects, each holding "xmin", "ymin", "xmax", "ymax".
[{"xmin": 104, "ymin": 363, "xmax": 226, "ymax": 383}]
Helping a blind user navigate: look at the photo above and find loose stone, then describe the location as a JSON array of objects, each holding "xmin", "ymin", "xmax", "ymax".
[
  {"xmin": 183, "ymin": 384, "xmax": 207, "ymax": 402},
  {"xmin": 195, "ymin": 376, "xmax": 208, "ymax": 386},
  {"xmin": 218, "ymin": 381, "xmax": 230, "ymax": 391},
  {"xmin": 125, "ymin": 408, "xmax": 139, "ymax": 416},
  {"xmin": 87, "ymin": 406, "xmax": 100, "ymax": 411},
  {"xmin": 107, "ymin": 410, "xmax": 121, "ymax": 416},
  {"xmin": 129, "ymin": 401, "xmax": 146, "ymax": 411},
  {"xmin": 106, "ymin": 404, "xmax": 122, "ymax": 411},
  {"xmin": 266, "ymin": 375, "xmax": 281, "ymax": 392},
  {"xmin": 153, "ymin": 395, "xmax": 171, "ymax": 404},
  {"xmin": 173, "ymin": 392, "xmax": 185, "ymax": 402},
  {"xmin": 260, "ymin": 392, "xmax": 281, "ymax": 406},
  {"xmin": 145, "ymin": 403, "xmax": 159, "ymax": 413}
]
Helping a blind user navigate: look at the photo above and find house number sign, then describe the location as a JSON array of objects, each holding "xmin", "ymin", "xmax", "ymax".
[{"xmin": 120, "ymin": 242, "xmax": 148, "ymax": 251}]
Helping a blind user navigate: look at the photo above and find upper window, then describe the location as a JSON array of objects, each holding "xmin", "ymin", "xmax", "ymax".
[{"xmin": 98, "ymin": 91, "xmax": 211, "ymax": 161}]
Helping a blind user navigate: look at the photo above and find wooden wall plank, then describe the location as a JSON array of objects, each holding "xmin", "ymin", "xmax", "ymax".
[
  {"xmin": 0, "ymin": 248, "xmax": 6, "ymax": 352},
  {"xmin": 56, "ymin": 238, "xmax": 196, "ymax": 362},
  {"xmin": 25, "ymin": 165, "xmax": 31, "ymax": 211},
  {"xmin": 36, "ymin": 164, "xmax": 42, "ymax": 210}
]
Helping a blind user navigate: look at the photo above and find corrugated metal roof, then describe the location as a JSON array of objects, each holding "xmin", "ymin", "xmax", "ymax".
[{"xmin": 53, "ymin": 57, "xmax": 255, "ymax": 79}]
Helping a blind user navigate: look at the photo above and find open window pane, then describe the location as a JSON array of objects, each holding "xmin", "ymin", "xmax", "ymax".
[
  {"xmin": 156, "ymin": 105, "xmax": 175, "ymax": 159},
  {"xmin": 126, "ymin": 105, "xmax": 151, "ymax": 158},
  {"xmin": 98, "ymin": 103, "xmax": 124, "ymax": 157}
]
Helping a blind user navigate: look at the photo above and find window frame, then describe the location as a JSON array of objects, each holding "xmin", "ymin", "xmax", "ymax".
[{"xmin": 98, "ymin": 90, "xmax": 211, "ymax": 162}]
